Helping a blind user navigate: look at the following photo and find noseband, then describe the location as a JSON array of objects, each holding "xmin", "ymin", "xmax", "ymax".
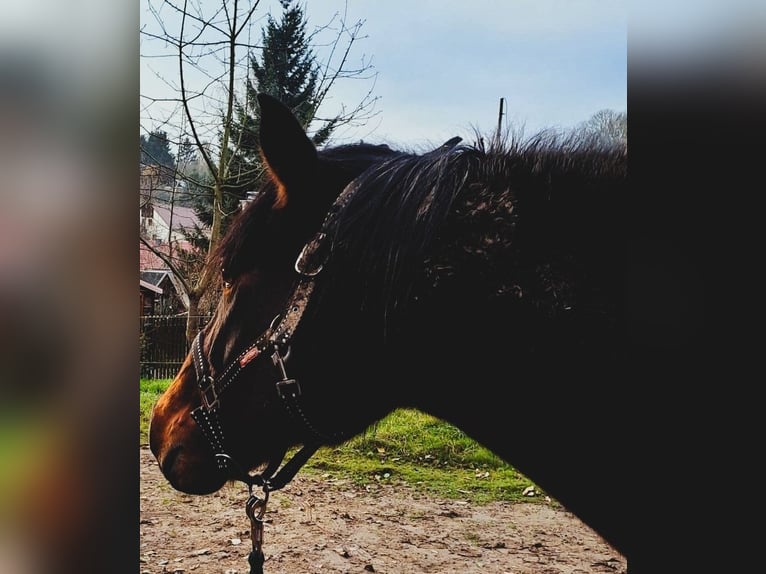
[{"xmin": 189, "ymin": 279, "xmax": 331, "ymax": 490}]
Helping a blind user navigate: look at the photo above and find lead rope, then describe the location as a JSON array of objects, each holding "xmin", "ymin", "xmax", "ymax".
[
  {"xmin": 246, "ymin": 486, "xmax": 268, "ymax": 574},
  {"xmin": 240, "ymin": 441, "xmax": 320, "ymax": 573}
]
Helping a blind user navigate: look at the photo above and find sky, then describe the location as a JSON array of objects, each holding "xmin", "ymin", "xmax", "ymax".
[{"xmin": 140, "ymin": 0, "xmax": 627, "ymax": 151}]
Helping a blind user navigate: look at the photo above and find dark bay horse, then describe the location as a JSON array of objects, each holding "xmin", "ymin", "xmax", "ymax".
[{"xmin": 150, "ymin": 94, "xmax": 632, "ymax": 568}]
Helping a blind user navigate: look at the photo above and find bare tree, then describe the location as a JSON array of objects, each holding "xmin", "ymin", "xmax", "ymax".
[
  {"xmin": 140, "ymin": 0, "xmax": 379, "ymax": 343},
  {"xmin": 576, "ymin": 109, "xmax": 627, "ymax": 146}
]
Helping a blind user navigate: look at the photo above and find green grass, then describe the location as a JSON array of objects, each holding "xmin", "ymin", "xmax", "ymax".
[
  {"xmin": 140, "ymin": 378, "xmax": 171, "ymax": 441},
  {"xmin": 140, "ymin": 378, "xmax": 546, "ymax": 504}
]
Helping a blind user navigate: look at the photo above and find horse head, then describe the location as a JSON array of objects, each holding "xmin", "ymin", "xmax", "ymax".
[{"xmin": 148, "ymin": 94, "xmax": 404, "ymax": 494}]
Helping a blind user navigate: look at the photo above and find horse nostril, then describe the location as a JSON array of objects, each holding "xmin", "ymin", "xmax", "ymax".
[{"xmin": 161, "ymin": 445, "xmax": 182, "ymax": 476}]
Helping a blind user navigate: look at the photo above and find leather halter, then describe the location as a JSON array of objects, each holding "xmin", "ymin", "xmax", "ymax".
[{"xmin": 188, "ymin": 175, "xmax": 361, "ymax": 490}]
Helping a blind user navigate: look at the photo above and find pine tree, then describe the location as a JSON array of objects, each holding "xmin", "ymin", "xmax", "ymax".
[
  {"xmin": 227, "ymin": 0, "xmax": 338, "ymax": 196},
  {"xmin": 140, "ymin": 129, "xmax": 176, "ymax": 186},
  {"xmin": 186, "ymin": 1, "xmax": 348, "ymax": 278},
  {"xmin": 140, "ymin": 129, "xmax": 175, "ymax": 168},
  {"xmin": 192, "ymin": 1, "xmax": 339, "ymax": 238},
  {"xmin": 177, "ymin": 137, "xmax": 196, "ymax": 175}
]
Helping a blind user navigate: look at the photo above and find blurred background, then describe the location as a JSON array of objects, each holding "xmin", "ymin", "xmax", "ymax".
[
  {"xmin": 0, "ymin": 0, "xmax": 763, "ymax": 572},
  {"xmin": 0, "ymin": 1, "xmax": 136, "ymax": 572}
]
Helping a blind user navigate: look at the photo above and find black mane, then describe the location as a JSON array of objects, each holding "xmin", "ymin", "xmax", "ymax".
[
  {"xmin": 321, "ymin": 132, "xmax": 627, "ymax": 329},
  {"xmin": 212, "ymin": 130, "xmax": 626, "ymax": 344}
]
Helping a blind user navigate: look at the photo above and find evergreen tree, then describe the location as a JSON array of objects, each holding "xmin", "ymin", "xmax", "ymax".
[
  {"xmin": 226, "ymin": 0, "xmax": 338, "ymax": 198},
  {"xmin": 177, "ymin": 136, "xmax": 196, "ymax": 175},
  {"xmin": 192, "ymin": 0, "xmax": 340, "ymax": 238},
  {"xmin": 251, "ymin": 0, "xmax": 320, "ymax": 127},
  {"xmin": 140, "ymin": 129, "xmax": 176, "ymax": 186},
  {"xmin": 140, "ymin": 130, "xmax": 175, "ymax": 168}
]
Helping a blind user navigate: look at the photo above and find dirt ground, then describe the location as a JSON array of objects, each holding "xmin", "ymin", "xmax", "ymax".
[{"xmin": 140, "ymin": 445, "xmax": 626, "ymax": 574}]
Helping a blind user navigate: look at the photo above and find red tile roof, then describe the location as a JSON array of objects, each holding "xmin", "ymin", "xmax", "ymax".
[
  {"xmin": 140, "ymin": 240, "xmax": 202, "ymax": 271},
  {"xmin": 139, "ymin": 241, "xmax": 168, "ymax": 270}
]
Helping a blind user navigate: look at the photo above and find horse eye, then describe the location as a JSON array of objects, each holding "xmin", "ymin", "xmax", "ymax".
[{"xmin": 223, "ymin": 280, "xmax": 232, "ymax": 290}]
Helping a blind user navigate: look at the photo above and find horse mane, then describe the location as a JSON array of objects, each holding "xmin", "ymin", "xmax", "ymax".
[
  {"xmin": 321, "ymin": 130, "xmax": 627, "ymax": 323},
  {"xmin": 211, "ymin": 128, "xmax": 626, "ymax": 339}
]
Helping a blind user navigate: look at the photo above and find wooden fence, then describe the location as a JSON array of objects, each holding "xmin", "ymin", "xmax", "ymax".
[{"xmin": 140, "ymin": 315, "xmax": 211, "ymax": 379}]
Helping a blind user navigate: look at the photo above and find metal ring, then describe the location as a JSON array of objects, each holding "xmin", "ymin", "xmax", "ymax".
[{"xmin": 294, "ymin": 236, "xmax": 326, "ymax": 276}]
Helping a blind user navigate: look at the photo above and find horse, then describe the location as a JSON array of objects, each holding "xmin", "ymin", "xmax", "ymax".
[{"xmin": 149, "ymin": 93, "xmax": 633, "ymax": 570}]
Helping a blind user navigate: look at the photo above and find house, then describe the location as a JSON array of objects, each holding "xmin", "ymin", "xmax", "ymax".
[
  {"xmin": 140, "ymin": 196, "xmax": 206, "ymax": 315},
  {"xmin": 139, "ymin": 241, "xmax": 192, "ymax": 315},
  {"xmin": 140, "ymin": 278, "xmax": 163, "ymax": 315},
  {"xmin": 140, "ymin": 163, "xmax": 174, "ymax": 192},
  {"xmin": 140, "ymin": 198, "xmax": 203, "ymax": 244}
]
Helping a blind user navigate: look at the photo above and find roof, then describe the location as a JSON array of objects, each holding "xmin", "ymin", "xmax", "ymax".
[
  {"xmin": 140, "ymin": 279, "xmax": 163, "ymax": 294},
  {"xmin": 139, "ymin": 241, "xmax": 169, "ymax": 270},
  {"xmin": 139, "ymin": 240, "xmax": 198, "ymax": 271},
  {"xmin": 140, "ymin": 270, "xmax": 171, "ymax": 287},
  {"xmin": 138, "ymin": 243, "xmax": 191, "ymax": 310},
  {"xmin": 152, "ymin": 202, "xmax": 203, "ymax": 234}
]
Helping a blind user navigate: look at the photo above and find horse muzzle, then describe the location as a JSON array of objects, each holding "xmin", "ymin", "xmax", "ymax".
[
  {"xmin": 154, "ymin": 441, "xmax": 228, "ymax": 495},
  {"xmin": 149, "ymin": 393, "xmax": 229, "ymax": 495}
]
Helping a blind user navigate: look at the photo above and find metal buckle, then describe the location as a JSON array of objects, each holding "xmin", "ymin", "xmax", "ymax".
[
  {"xmin": 200, "ymin": 375, "xmax": 219, "ymax": 409},
  {"xmin": 276, "ymin": 378, "xmax": 301, "ymax": 399},
  {"xmin": 272, "ymin": 347, "xmax": 301, "ymax": 399},
  {"xmin": 294, "ymin": 232, "xmax": 326, "ymax": 276}
]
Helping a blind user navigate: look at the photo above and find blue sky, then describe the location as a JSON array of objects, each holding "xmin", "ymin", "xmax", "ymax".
[{"xmin": 140, "ymin": 0, "xmax": 627, "ymax": 150}]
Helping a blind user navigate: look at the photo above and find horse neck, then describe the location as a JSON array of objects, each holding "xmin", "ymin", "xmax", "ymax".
[{"xmin": 297, "ymin": 148, "xmax": 630, "ymax": 556}]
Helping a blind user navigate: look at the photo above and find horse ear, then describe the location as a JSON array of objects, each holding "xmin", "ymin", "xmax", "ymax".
[{"xmin": 257, "ymin": 93, "xmax": 317, "ymax": 208}]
